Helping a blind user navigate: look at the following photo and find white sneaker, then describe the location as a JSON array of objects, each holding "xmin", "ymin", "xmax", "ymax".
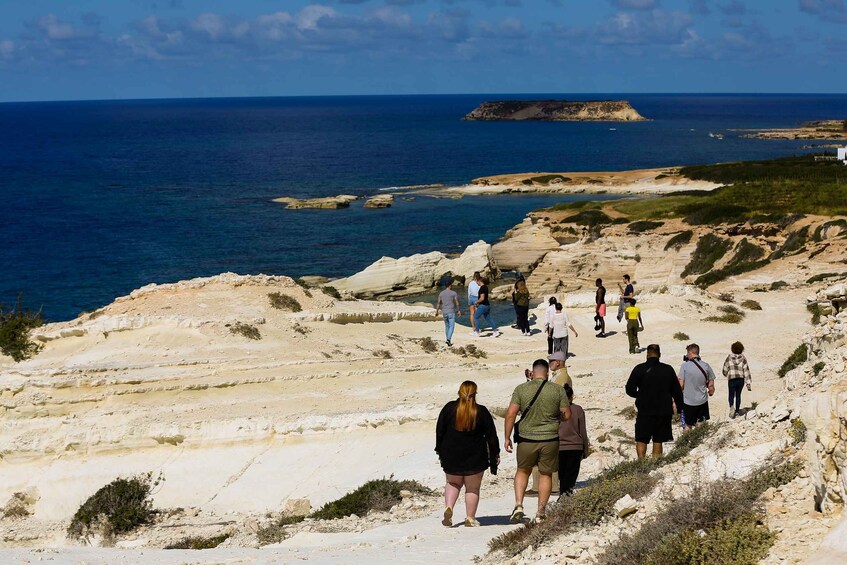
[
  {"xmin": 492, "ymin": 331, "xmax": 502, "ymax": 338},
  {"xmin": 471, "ymin": 331, "xmax": 480, "ymax": 337},
  {"xmin": 729, "ymin": 409, "xmax": 736, "ymax": 419}
]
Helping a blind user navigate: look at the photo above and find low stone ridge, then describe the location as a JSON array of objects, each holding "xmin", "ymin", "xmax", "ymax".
[
  {"xmin": 331, "ymin": 240, "xmax": 495, "ymax": 299},
  {"xmin": 364, "ymin": 194, "xmax": 394, "ymax": 209},
  {"xmin": 273, "ymin": 195, "xmax": 359, "ymax": 209},
  {"xmin": 463, "ymin": 100, "xmax": 646, "ymax": 122}
]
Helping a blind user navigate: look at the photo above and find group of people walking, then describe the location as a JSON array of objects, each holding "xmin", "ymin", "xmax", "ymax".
[{"xmin": 433, "ymin": 272, "xmax": 756, "ymax": 527}]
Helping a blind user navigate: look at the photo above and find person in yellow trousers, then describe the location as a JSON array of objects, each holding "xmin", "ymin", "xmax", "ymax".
[{"xmin": 625, "ymin": 299, "xmax": 644, "ymax": 354}]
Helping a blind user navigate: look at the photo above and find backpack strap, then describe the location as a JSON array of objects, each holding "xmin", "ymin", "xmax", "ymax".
[{"xmin": 521, "ymin": 379, "xmax": 548, "ymax": 419}]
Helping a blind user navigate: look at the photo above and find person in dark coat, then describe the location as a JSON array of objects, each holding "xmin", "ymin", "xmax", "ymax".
[
  {"xmin": 435, "ymin": 380, "xmax": 500, "ymax": 528},
  {"xmin": 625, "ymin": 343, "xmax": 684, "ymax": 459}
]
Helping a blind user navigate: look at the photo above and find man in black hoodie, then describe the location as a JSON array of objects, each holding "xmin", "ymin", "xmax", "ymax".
[{"xmin": 625, "ymin": 344, "xmax": 684, "ymax": 459}]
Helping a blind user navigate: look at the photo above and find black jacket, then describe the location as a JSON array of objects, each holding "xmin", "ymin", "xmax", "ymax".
[
  {"xmin": 435, "ymin": 401, "xmax": 500, "ymax": 475},
  {"xmin": 625, "ymin": 357, "xmax": 684, "ymax": 417}
]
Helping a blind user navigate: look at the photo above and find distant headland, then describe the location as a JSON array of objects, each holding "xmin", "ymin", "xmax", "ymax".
[{"xmin": 463, "ymin": 99, "xmax": 647, "ymax": 122}]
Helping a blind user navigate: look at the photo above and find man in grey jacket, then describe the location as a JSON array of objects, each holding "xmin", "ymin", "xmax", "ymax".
[{"xmin": 678, "ymin": 343, "xmax": 716, "ymax": 427}]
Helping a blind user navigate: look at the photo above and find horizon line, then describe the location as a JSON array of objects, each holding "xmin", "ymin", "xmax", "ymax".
[{"xmin": 3, "ymin": 91, "xmax": 847, "ymax": 105}]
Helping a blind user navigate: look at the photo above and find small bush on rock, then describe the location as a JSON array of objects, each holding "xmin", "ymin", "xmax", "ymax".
[
  {"xmin": 665, "ymin": 230, "xmax": 694, "ymax": 251},
  {"xmin": 598, "ymin": 458, "xmax": 798, "ymax": 565},
  {"xmin": 0, "ymin": 298, "xmax": 43, "ymax": 362},
  {"xmin": 311, "ymin": 479, "xmax": 434, "ymax": 521},
  {"xmin": 452, "ymin": 344, "xmax": 487, "ymax": 358},
  {"xmin": 682, "ymin": 234, "xmax": 732, "ymax": 277},
  {"xmin": 165, "ymin": 533, "xmax": 230, "ymax": 549},
  {"xmin": 229, "ymin": 322, "xmax": 261, "ymax": 340},
  {"xmin": 268, "ymin": 292, "xmax": 302, "ymax": 312},
  {"xmin": 673, "ymin": 332, "xmax": 690, "ymax": 341},
  {"xmin": 419, "ymin": 337, "xmax": 437, "ymax": 353},
  {"xmin": 67, "ymin": 473, "xmax": 159, "ymax": 539},
  {"xmin": 256, "ymin": 514, "xmax": 305, "ymax": 546},
  {"xmin": 322, "ymin": 286, "xmax": 342, "ymax": 300},
  {"xmin": 807, "ymin": 303, "xmax": 823, "ymax": 324},
  {"xmin": 778, "ymin": 344, "xmax": 807, "ymax": 378},
  {"xmin": 740, "ymin": 299, "xmax": 762, "ymax": 311},
  {"xmin": 789, "ymin": 418, "xmax": 807, "ymax": 445}
]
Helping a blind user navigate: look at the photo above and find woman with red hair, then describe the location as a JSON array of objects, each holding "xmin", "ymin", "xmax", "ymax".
[{"xmin": 435, "ymin": 381, "xmax": 500, "ymax": 527}]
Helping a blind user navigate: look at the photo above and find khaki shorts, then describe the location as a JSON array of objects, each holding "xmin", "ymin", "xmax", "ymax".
[{"xmin": 516, "ymin": 441, "xmax": 559, "ymax": 474}]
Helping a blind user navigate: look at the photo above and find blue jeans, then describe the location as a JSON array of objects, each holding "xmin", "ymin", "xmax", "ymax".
[
  {"xmin": 474, "ymin": 304, "xmax": 498, "ymax": 332},
  {"xmin": 443, "ymin": 313, "xmax": 456, "ymax": 342}
]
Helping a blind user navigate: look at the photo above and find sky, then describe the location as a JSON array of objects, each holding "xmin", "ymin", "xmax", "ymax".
[{"xmin": 0, "ymin": 0, "xmax": 845, "ymax": 101}]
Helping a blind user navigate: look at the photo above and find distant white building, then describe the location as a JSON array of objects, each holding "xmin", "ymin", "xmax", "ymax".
[{"xmin": 839, "ymin": 146, "xmax": 847, "ymax": 164}]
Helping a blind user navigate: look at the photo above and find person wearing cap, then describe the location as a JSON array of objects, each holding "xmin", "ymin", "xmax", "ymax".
[
  {"xmin": 625, "ymin": 344, "xmax": 684, "ymax": 459},
  {"xmin": 548, "ymin": 351, "xmax": 571, "ymax": 387}
]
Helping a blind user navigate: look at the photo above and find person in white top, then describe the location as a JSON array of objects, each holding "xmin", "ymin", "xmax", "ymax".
[
  {"xmin": 468, "ymin": 272, "xmax": 482, "ymax": 333},
  {"xmin": 551, "ymin": 303, "xmax": 578, "ymax": 362},
  {"xmin": 544, "ymin": 297, "xmax": 558, "ymax": 355}
]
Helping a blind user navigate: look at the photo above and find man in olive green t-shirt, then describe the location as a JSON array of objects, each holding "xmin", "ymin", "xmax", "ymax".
[{"xmin": 504, "ymin": 359, "xmax": 571, "ymax": 524}]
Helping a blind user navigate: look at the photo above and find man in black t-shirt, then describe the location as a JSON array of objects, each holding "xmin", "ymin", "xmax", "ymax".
[
  {"xmin": 472, "ymin": 278, "xmax": 501, "ymax": 338},
  {"xmin": 625, "ymin": 344, "xmax": 684, "ymax": 459},
  {"xmin": 617, "ymin": 274, "xmax": 635, "ymax": 322}
]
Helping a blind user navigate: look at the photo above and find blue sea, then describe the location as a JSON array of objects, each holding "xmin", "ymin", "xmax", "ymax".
[{"xmin": 3, "ymin": 93, "xmax": 847, "ymax": 321}]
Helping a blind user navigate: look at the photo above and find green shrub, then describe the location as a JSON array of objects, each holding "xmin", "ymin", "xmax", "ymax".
[
  {"xmin": 705, "ymin": 305, "xmax": 745, "ymax": 324},
  {"xmin": 813, "ymin": 361, "xmax": 826, "ymax": 376},
  {"xmin": 662, "ymin": 422, "xmax": 719, "ymax": 465},
  {"xmin": 598, "ymin": 457, "xmax": 799, "ymax": 565},
  {"xmin": 67, "ymin": 474, "xmax": 158, "ymax": 539},
  {"xmin": 165, "ymin": 533, "xmax": 230, "ymax": 550},
  {"xmin": 789, "ymin": 418, "xmax": 807, "ymax": 446},
  {"xmin": 778, "ymin": 344, "xmax": 808, "ymax": 378},
  {"xmin": 730, "ymin": 239, "xmax": 766, "ymax": 265},
  {"xmin": 639, "ymin": 515, "xmax": 775, "ymax": 565},
  {"xmin": 530, "ymin": 174, "xmax": 571, "ymax": 184},
  {"xmin": 807, "ymin": 272, "xmax": 839, "ymax": 284},
  {"xmin": 694, "ymin": 259, "xmax": 771, "ymax": 288},
  {"xmin": 771, "ymin": 227, "xmax": 809, "ymax": 260},
  {"xmin": 564, "ymin": 209, "xmax": 617, "ymax": 227},
  {"xmin": 293, "ymin": 278, "xmax": 313, "ymax": 297},
  {"xmin": 0, "ymin": 298, "xmax": 43, "ymax": 362},
  {"xmin": 322, "ymin": 286, "xmax": 342, "ymax": 300},
  {"xmin": 683, "ymin": 204, "xmax": 749, "ymax": 225},
  {"xmin": 489, "ymin": 471, "xmax": 657, "ymax": 557},
  {"xmin": 268, "ymin": 292, "xmax": 302, "ymax": 312},
  {"xmin": 682, "ymin": 234, "xmax": 732, "ymax": 277},
  {"xmin": 718, "ymin": 292, "xmax": 735, "ymax": 302},
  {"xmin": 2, "ymin": 493, "xmax": 32, "ymax": 519},
  {"xmin": 665, "ymin": 230, "xmax": 694, "ymax": 251},
  {"xmin": 628, "ymin": 220, "xmax": 664, "ymax": 233},
  {"xmin": 673, "ymin": 332, "xmax": 690, "ymax": 341},
  {"xmin": 452, "ymin": 344, "xmax": 487, "ymax": 358},
  {"xmin": 419, "ymin": 336, "xmax": 437, "ymax": 353},
  {"xmin": 744, "ymin": 459, "xmax": 802, "ymax": 496},
  {"xmin": 256, "ymin": 515, "xmax": 305, "ymax": 546},
  {"xmin": 311, "ymin": 479, "xmax": 434, "ymax": 521},
  {"xmin": 229, "ymin": 322, "xmax": 261, "ymax": 340},
  {"xmin": 770, "ymin": 281, "xmax": 789, "ymax": 291},
  {"xmin": 740, "ymin": 299, "xmax": 762, "ymax": 311},
  {"xmin": 521, "ymin": 178, "xmax": 533, "ymax": 185},
  {"xmin": 808, "ymin": 303, "xmax": 823, "ymax": 324},
  {"xmin": 490, "ymin": 424, "xmax": 718, "ymax": 557}
]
